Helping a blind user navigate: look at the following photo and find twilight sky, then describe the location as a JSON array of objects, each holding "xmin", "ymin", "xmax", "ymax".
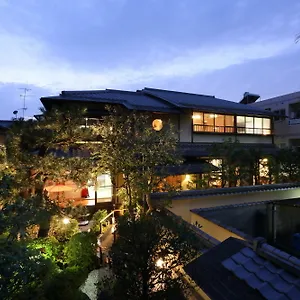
[{"xmin": 0, "ymin": 0, "xmax": 299, "ymax": 119}]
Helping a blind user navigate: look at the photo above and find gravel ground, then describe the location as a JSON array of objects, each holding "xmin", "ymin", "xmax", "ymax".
[{"xmin": 80, "ymin": 268, "xmax": 112, "ymax": 300}]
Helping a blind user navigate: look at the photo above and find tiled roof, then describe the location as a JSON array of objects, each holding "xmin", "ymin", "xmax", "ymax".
[
  {"xmin": 184, "ymin": 237, "xmax": 265, "ymax": 299},
  {"xmin": 185, "ymin": 237, "xmax": 300, "ymax": 300},
  {"xmin": 142, "ymin": 87, "xmax": 274, "ymax": 116},
  {"xmin": 41, "ymin": 89, "xmax": 180, "ymax": 113},
  {"xmin": 222, "ymin": 244, "xmax": 300, "ymax": 299},
  {"xmin": 179, "ymin": 142, "xmax": 278, "ymax": 157},
  {"xmin": 0, "ymin": 120, "xmax": 13, "ymax": 129},
  {"xmin": 151, "ymin": 183, "xmax": 300, "ymax": 201},
  {"xmin": 41, "ymin": 87, "xmax": 274, "ymax": 116}
]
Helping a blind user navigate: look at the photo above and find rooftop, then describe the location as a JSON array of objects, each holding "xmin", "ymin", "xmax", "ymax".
[
  {"xmin": 191, "ymin": 198, "xmax": 300, "ymax": 257},
  {"xmin": 151, "ymin": 182, "xmax": 300, "ymax": 201},
  {"xmin": 41, "ymin": 87, "xmax": 274, "ymax": 117},
  {"xmin": 185, "ymin": 237, "xmax": 300, "ymax": 300}
]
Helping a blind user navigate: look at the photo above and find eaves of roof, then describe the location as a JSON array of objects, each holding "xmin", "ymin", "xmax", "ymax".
[
  {"xmin": 142, "ymin": 88, "xmax": 275, "ymax": 117},
  {"xmin": 40, "ymin": 95, "xmax": 180, "ymax": 113},
  {"xmin": 151, "ymin": 183, "xmax": 300, "ymax": 201}
]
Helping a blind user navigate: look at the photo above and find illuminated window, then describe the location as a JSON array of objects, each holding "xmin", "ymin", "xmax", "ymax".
[
  {"xmin": 152, "ymin": 119, "xmax": 163, "ymax": 131},
  {"xmin": 87, "ymin": 174, "xmax": 112, "ymax": 202},
  {"xmin": 193, "ymin": 112, "xmax": 271, "ymax": 135},
  {"xmin": 237, "ymin": 116, "xmax": 271, "ymax": 135},
  {"xmin": 193, "ymin": 112, "xmax": 234, "ymax": 133}
]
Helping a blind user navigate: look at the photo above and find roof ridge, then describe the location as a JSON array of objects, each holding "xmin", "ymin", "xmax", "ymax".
[
  {"xmin": 251, "ymin": 238, "xmax": 300, "ymax": 276},
  {"xmin": 143, "ymin": 87, "xmax": 215, "ymax": 98},
  {"xmin": 105, "ymin": 89, "xmax": 137, "ymax": 95},
  {"xmin": 61, "ymin": 90, "xmax": 107, "ymax": 95}
]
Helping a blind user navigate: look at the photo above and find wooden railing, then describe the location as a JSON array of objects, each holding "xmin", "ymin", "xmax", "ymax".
[{"xmin": 99, "ymin": 209, "xmax": 126, "ymax": 234}]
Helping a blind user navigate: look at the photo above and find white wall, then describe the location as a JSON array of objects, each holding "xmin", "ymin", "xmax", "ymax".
[{"xmin": 165, "ymin": 188, "xmax": 300, "ymax": 222}]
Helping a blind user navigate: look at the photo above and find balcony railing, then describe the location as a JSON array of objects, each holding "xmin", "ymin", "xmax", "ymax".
[{"xmin": 289, "ymin": 119, "xmax": 300, "ymax": 125}]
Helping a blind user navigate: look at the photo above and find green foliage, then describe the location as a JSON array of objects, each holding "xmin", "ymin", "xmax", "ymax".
[
  {"xmin": 0, "ymin": 240, "xmax": 54, "ymax": 300},
  {"xmin": 92, "ymin": 106, "xmax": 182, "ymax": 212},
  {"xmin": 43, "ymin": 267, "xmax": 89, "ymax": 300},
  {"xmin": 90, "ymin": 209, "xmax": 108, "ymax": 233},
  {"xmin": 277, "ymin": 147, "xmax": 300, "ymax": 182},
  {"xmin": 48, "ymin": 215, "xmax": 79, "ymax": 242},
  {"xmin": 108, "ymin": 213, "xmax": 198, "ymax": 299},
  {"xmin": 0, "ymin": 195, "xmax": 57, "ymax": 241},
  {"xmin": 3, "ymin": 107, "xmax": 94, "ymax": 237},
  {"xmin": 27, "ymin": 237, "xmax": 63, "ymax": 265},
  {"xmin": 64, "ymin": 232, "xmax": 97, "ymax": 271}
]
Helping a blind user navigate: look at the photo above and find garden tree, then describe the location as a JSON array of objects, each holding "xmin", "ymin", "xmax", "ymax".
[
  {"xmin": 277, "ymin": 147, "xmax": 300, "ymax": 182},
  {"xmin": 107, "ymin": 212, "xmax": 202, "ymax": 300},
  {"xmin": 0, "ymin": 239, "xmax": 54, "ymax": 300},
  {"xmin": 2, "ymin": 106, "xmax": 94, "ymax": 237},
  {"xmin": 210, "ymin": 140, "xmax": 277, "ymax": 187},
  {"xmin": 92, "ymin": 106, "xmax": 182, "ymax": 213},
  {"xmin": 210, "ymin": 139, "xmax": 246, "ymax": 187}
]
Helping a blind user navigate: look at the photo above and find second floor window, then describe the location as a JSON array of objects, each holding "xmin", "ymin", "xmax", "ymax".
[
  {"xmin": 193, "ymin": 112, "xmax": 271, "ymax": 135},
  {"xmin": 192, "ymin": 112, "xmax": 234, "ymax": 133}
]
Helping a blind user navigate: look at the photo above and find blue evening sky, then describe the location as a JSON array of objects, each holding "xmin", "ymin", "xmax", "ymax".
[{"xmin": 0, "ymin": 0, "xmax": 299, "ymax": 119}]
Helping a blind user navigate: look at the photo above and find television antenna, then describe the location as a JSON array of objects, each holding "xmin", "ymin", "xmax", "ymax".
[{"xmin": 19, "ymin": 87, "xmax": 31, "ymax": 118}]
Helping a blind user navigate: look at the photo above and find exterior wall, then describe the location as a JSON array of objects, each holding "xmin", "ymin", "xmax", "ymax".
[
  {"xmin": 236, "ymin": 135, "xmax": 272, "ymax": 144},
  {"xmin": 179, "ymin": 113, "xmax": 192, "ymax": 143},
  {"xmin": 252, "ymin": 92, "xmax": 300, "ymax": 147},
  {"xmin": 193, "ymin": 134, "xmax": 272, "ymax": 144},
  {"xmin": 165, "ymin": 187, "xmax": 300, "ymax": 222},
  {"xmin": 193, "ymin": 134, "xmax": 230, "ymax": 143},
  {"xmin": 190, "ymin": 213, "xmax": 244, "ymax": 242}
]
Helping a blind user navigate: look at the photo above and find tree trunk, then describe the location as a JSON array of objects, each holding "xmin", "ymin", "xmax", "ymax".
[{"xmin": 145, "ymin": 193, "xmax": 153, "ymax": 214}]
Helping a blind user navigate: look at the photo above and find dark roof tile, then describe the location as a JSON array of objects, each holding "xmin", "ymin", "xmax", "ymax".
[
  {"xmin": 286, "ymin": 286, "xmax": 300, "ymax": 299},
  {"xmin": 243, "ymin": 259, "xmax": 262, "ymax": 273},
  {"xmin": 245, "ymin": 273, "xmax": 264, "ymax": 289},
  {"xmin": 264, "ymin": 261, "xmax": 282, "ymax": 274},
  {"xmin": 222, "ymin": 257, "xmax": 239, "ymax": 271},
  {"xmin": 280, "ymin": 271, "xmax": 298, "ymax": 284},
  {"xmin": 256, "ymin": 268, "xmax": 277, "ymax": 282},
  {"xmin": 232, "ymin": 252, "xmax": 250, "ymax": 265},
  {"xmin": 258, "ymin": 282, "xmax": 285, "ymax": 300},
  {"xmin": 241, "ymin": 247, "xmax": 257, "ymax": 258},
  {"xmin": 253, "ymin": 255, "xmax": 267, "ymax": 266},
  {"xmin": 270, "ymin": 275, "xmax": 293, "ymax": 294}
]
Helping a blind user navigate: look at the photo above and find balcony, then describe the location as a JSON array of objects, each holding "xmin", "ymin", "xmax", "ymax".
[{"xmin": 289, "ymin": 119, "xmax": 300, "ymax": 125}]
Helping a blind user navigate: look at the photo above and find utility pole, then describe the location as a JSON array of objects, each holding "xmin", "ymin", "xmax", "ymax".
[{"xmin": 19, "ymin": 87, "xmax": 31, "ymax": 119}]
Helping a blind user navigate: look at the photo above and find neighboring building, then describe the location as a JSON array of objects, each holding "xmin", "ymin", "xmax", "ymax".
[
  {"xmin": 40, "ymin": 88, "xmax": 275, "ymax": 208},
  {"xmin": 251, "ymin": 91, "xmax": 300, "ymax": 148}
]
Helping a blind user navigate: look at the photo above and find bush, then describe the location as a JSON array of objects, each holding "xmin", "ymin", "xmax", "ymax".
[
  {"xmin": 48, "ymin": 215, "xmax": 79, "ymax": 242},
  {"xmin": 90, "ymin": 209, "xmax": 108, "ymax": 233},
  {"xmin": 0, "ymin": 240, "xmax": 54, "ymax": 300},
  {"xmin": 43, "ymin": 267, "xmax": 89, "ymax": 300},
  {"xmin": 64, "ymin": 232, "xmax": 97, "ymax": 271},
  {"xmin": 27, "ymin": 237, "xmax": 63, "ymax": 265}
]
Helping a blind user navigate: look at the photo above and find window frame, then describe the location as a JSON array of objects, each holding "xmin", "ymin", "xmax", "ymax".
[{"xmin": 192, "ymin": 112, "xmax": 272, "ymax": 136}]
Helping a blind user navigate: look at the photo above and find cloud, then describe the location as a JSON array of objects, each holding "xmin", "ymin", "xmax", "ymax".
[{"xmin": 0, "ymin": 28, "xmax": 296, "ymax": 93}]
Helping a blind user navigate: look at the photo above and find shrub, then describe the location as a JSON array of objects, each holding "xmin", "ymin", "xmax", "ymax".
[
  {"xmin": 64, "ymin": 232, "xmax": 97, "ymax": 271},
  {"xmin": 90, "ymin": 209, "xmax": 108, "ymax": 233},
  {"xmin": 48, "ymin": 215, "xmax": 79, "ymax": 242},
  {"xmin": 43, "ymin": 266, "xmax": 89, "ymax": 300},
  {"xmin": 0, "ymin": 240, "xmax": 54, "ymax": 300},
  {"xmin": 27, "ymin": 237, "xmax": 63, "ymax": 265}
]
